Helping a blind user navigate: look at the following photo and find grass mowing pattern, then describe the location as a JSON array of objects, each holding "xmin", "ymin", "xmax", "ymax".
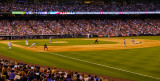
[{"xmin": 0, "ymin": 36, "xmax": 160, "ymax": 81}]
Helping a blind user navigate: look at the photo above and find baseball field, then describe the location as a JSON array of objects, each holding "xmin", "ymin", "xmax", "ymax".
[{"xmin": 0, "ymin": 36, "xmax": 160, "ymax": 81}]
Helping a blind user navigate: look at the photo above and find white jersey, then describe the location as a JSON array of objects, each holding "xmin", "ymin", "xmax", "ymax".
[
  {"xmin": 32, "ymin": 43, "xmax": 36, "ymax": 46},
  {"xmin": 8, "ymin": 42, "xmax": 11, "ymax": 50},
  {"xmin": 50, "ymin": 37, "xmax": 52, "ymax": 43},
  {"xmin": 87, "ymin": 34, "xmax": 90, "ymax": 38},
  {"xmin": 134, "ymin": 42, "xmax": 141, "ymax": 44},
  {"xmin": 108, "ymin": 35, "xmax": 110, "ymax": 39},
  {"xmin": 131, "ymin": 39, "xmax": 134, "ymax": 42},
  {"xmin": 29, "ymin": 42, "xmax": 37, "ymax": 48},
  {"xmin": 50, "ymin": 37, "xmax": 52, "ymax": 41},
  {"xmin": 26, "ymin": 40, "xmax": 28, "ymax": 45},
  {"xmin": 8, "ymin": 42, "xmax": 11, "ymax": 47},
  {"xmin": 26, "ymin": 40, "xmax": 28, "ymax": 43}
]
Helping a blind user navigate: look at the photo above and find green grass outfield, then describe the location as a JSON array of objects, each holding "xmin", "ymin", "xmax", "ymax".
[{"xmin": 0, "ymin": 36, "xmax": 160, "ymax": 81}]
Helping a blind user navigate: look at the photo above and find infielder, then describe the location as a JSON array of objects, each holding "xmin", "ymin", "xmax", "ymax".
[
  {"xmin": 131, "ymin": 38, "xmax": 135, "ymax": 44},
  {"xmin": 87, "ymin": 34, "xmax": 90, "ymax": 39},
  {"xmin": 50, "ymin": 37, "xmax": 52, "ymax": 44},
  {"xmin": 134, "ymin": 41, "xmax": 142, "ymax": 44},
  {"xmin": 8, "ymin": 41, "xmax": 11, "ymax": 50},
  {"xmin": 131, "ymin": 38, "xmax": 142, "ymax": 44},
  {"xmin": 124, "ymin": 38, "xmax": 126, "ymax": 46},
  {"xmin": 29, "ymin": 42, "xmax": 37, "ymax": 48},
  {"xmin": 25, "ymin": 40, "xmax": 28, "ymax": 46},
  {"xmin": 108, "ymin": 34, "xmax": 110, "ymax": 40}
]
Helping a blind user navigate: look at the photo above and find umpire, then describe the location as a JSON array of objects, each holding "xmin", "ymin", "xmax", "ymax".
[
  {"xmin": 44, "ymin": 44, "xmax": 48, "ymax": 51},
  {"xmin": 95, "ymin": 39, "xmax": 98, "ymax": 44}
]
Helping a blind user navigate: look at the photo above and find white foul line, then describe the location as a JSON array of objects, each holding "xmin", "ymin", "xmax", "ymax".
[{"xmin": 45, "ymin": 52, "xmax": 160, "ymax": 80}]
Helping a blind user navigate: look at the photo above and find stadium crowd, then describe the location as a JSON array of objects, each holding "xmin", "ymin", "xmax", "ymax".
[
  {"xmin": 0, "ymin": 20, "xmax": 17, "ymax": 36},
  {"xmin": 0, "ymin": 59, "xmax": 108, "ymax": 81},
  {"xmin": 0, "ymin": 19, "xmax": 160, "ymax": 36},
  {"xmin": 0, "ymin": 1, "xmax": 160, "ymax": 12}
]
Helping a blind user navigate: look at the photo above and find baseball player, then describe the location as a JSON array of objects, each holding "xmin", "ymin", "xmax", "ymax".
[
  {"xmin": 50, "ymin": 37, "xmax": 52, "ymax": 44},
  {"xmin": 25, "ymin": 40, "xmax": 28, "ymax": 46},
  {"xmin": 131, "ymin": 38, "xmax": 135, "ymax": 44},
  {"xmin": 131, "ymin": 38, "xmax": 142, "ymax": 44},
  {"xmin": 29, "ymin": 42, "xmax": 37, "ymax": 48},
  {"xmin": 8, "ymin": 41, "xmax": 12, "ymax": 50},
  {"xmin": 124, "ymin": 38, "xmax": 126, "ymax": 46},
  {"xmin": 134, "ymin": 41, "xmax": 142, "ymax": 44},
  {"xmin": 44, "ymin": 44, "xmax": 48, "ymax": 51},
  {"xmin": 95, "ymin": 39, "xmax": 98, "ymax": 44},
  {"xmin": 108, "ymin": 34, "xmax": 110, "ymax": 40},
  {"xmin": 87, "ymin": 34, "xmax": 90, "ymax": 39}
]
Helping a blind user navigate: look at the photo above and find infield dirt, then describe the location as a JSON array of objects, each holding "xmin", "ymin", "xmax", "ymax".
[{"xmin": 1, "ymin": 38, "xmax": 160, "ymax": 52}]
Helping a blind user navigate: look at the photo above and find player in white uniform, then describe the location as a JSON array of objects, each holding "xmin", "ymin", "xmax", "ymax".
[
  {"xmin": 108, "ymin": 34, "xmax": 110, "ymax": 40},
  {"xmin": 8, "ymin": 41, "xmax": 11, "ymax": 50},
  {"xmin": 124, "ymin": 38, "xmax": 126, "ymax": 46},
  {"xmin": 29, "ymin": 42, "xmax": 37, "ymax": 48},
  {"xmin": 134, "ymin": 41, "xmax": 142, "ymax": 44},
  {"xmin": 50, "ymin": 37, "xmax": 52, "ymax": 44},
  {"xmin": 131, "ymin": 38, "xmax": 142, "ymax": 44},
  {"xmin": 25, "ymin": 40, "xmax": 28, "ymax": 46},
  {"xmin": 131, "ymin": 38, "xmax": 134, "ymax": 44},
  {"xmin": 87, "ymin": 34, "xmax": 90, "ymax": 39}
]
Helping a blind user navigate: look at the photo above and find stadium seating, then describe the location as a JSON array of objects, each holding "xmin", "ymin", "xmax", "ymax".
[
  {"xmin": 0, "ymin": 19, "xmax": 160, "ymax": 36},
  {"xmin": 0, "ymin": 59, "xmax": 107, "ymax": 81},
  {"xmin": 0, "ymin": 1, "xmax": 159, "ymax": 12}
]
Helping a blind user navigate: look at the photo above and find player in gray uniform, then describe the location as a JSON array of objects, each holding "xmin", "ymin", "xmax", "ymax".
[
  {"xmin": 50, "ymin": 37, "xmax": 52, "ymax": 44},
  {"xmin": 134, "ymin": 41, "xmax": 142, "ymax": 44},
  {"xmin": 29, "ymin": 42, "xmax": 37, "ymax": 48},
  {"xmin": 8, "ymin": 41, "xmax": 12, "ymax": 50},
  {"xmin": 25, "ymin": 40, "xmax": 28, "ymax": 46},
  {"xmin": 131, "ymin": 38, "xmax": 142, "ymax": 44},
  {"xmin": 87, "ymin": 34, "xmax": 90, "ymax": 39},
  {"xmin": 124, "ymin": 38, "xmax": 126, "ymax": 46},
  {"xmin": 131, "ymin": 38, "xmax": 135, "ymax": 44},
  {"xmin": 108, "ymin": 34, "xmax": 110, "ymax": 40}
]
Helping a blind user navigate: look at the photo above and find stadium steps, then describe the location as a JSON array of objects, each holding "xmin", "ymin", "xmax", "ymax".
[{"xmin": 47, "ymin": 25, "xmax": 55, "ymax": 34}]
